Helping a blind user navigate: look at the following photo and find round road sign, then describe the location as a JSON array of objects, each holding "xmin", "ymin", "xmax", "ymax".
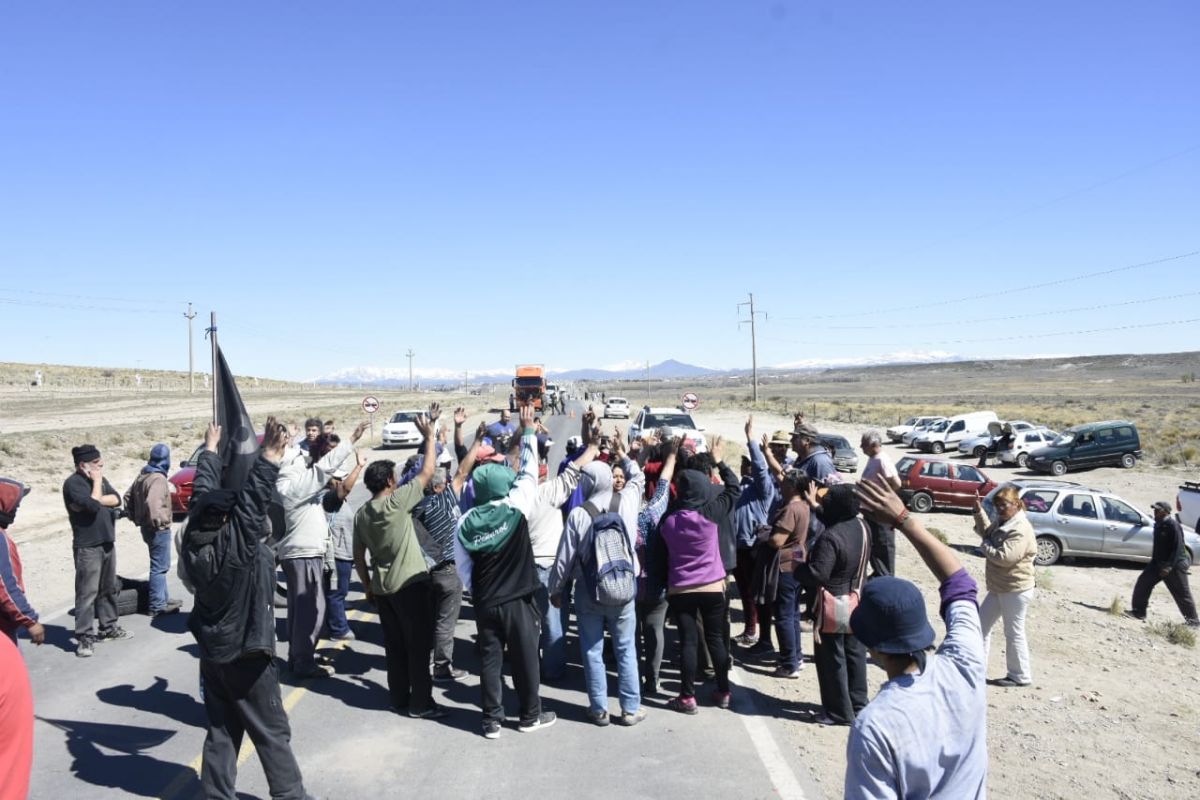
[
  {"xmin": 681, "ymin": 392, "xmax": 699, "ymax": 410},
  {"xmin": 361, "ymin": 395, "xmax": 380, "ymax": 414}
]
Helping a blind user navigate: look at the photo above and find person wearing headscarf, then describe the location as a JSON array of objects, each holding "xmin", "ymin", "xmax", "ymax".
[
  {"xmin": 123, "ymin": 443, "xmax": 181, "ymax": 616},
  {"xmin": 453, "ymin": 404, "xmax": 556, "ymax": 739},
  {"xmin": 0, "ymin": 478, "xmax": 44, "ymax": 646}
]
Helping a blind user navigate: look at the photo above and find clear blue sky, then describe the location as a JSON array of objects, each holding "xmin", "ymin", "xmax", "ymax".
[{"xmin": 1, "ymin": 1, "xmax": 1197, "ymax": 381}]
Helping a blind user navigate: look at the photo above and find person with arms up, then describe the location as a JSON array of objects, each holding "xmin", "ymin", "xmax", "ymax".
[
  {"xmin": 845, "ymin": 476, "xmax": 987, "ymax": 799},
  {"xmin": 181, "ymin": 419, "xmax": 315, "ymax": 800},
  {"xmin": 322, "ymin": 449, "xmax": 367, "ymax": 642},
  {"xmin": 1127, "ymin": 500, "xmax": 1199, "ymax": 626},
  {"xmin": 0, "ymin": 479, "xmax": 44, "ymax": 647},
  {"xmin": 123, "ymin": 444, "xmax": 183, "ymax": 616},
  {"xmin": 63, "ymin": 444, "xmax": 132, "ymax": 658},
  {"xmin": 972, "ymin": 485, "xmax": 1038, "ymax": 687},
  {"xmin": 731, "ymin": 416, "xmax": 777, "ymax": 649},
  {"xmin": 354, "ymin": 404, "xmax": 447, "ymax": 719},
  {"xmin": 454, "ymin": 403, "xmax": 556, "ymax": 739}
]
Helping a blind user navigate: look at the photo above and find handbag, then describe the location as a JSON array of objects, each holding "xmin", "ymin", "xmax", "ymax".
[{"xmin": 814, "ymin": 519, "xmax": 870, "ymax": 642}]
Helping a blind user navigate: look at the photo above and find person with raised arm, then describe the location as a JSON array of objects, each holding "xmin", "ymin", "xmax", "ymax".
[{"xmin": 844, "ymin": 477, "xmax": 987, "ymax": 799}]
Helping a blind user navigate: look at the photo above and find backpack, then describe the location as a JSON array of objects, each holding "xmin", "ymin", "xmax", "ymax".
[{"xmin": 581, "ymin": 501, "xmax": 636, "ymax": 606}]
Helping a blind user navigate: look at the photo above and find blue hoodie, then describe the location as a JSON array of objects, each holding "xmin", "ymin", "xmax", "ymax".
[{"xmin": 733, "ymin": 440, "xmax": 777, "ymax": 549}]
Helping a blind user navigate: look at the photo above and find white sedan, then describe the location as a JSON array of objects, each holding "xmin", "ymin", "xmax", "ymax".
[{"xmin": 604, "ymin": 397, "xmax": 630, "ymax": 419}]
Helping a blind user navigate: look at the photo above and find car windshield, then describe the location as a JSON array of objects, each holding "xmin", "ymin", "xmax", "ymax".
[
  {"xmin": 390, "ymin": 413, "xmax": 418, "ymax": 423},
  {"xmin": 1053, "ymin": 431, "xmax": 1078, "ymax": 446},
  {"xmin": 514, "ymin": 377, "xmax": 543, "ymax": 388},
  {"xmin": 644, "ymin": 413, "xmax": 696, "ymax": 429},
  {"xmin": 929, "ymin": 421, "xmax": 949, "ymax": 432},
  {"xmin": 903, "ymin": 417, "xmax": 917, "ymax": 426},
  {"xmin": 608, "ymin": 398, "xmax": 627, "ymax": 405}
]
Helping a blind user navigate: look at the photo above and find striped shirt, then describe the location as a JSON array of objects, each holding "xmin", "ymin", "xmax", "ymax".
[{"xmin": 414, "ymin": 489, "xmax": 461, "ymax": 564}]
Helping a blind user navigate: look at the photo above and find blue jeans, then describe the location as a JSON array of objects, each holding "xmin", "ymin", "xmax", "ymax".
[
  {"xmin": 774, "ymin": 569, "xmax": 804, "ymax": 672},
  {"xmin": 146, "ymin": 529, "xmax": 172, "ymax": 612},
  {"xmin": 534, "ymin": 565, "xmax": 569, "ymax": 681},
  {"xmin": 575, "ymin": 591, "xmax": 640, "ymax": 714},
  {"xmin": 325, "ymin": 559, "xmax": 354, "ymax": 637}
]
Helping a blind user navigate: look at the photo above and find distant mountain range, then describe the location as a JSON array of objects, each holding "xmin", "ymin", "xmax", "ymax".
[{"xmin": 314, "ymin": 353, "xmax": 974, "ymax": 387}]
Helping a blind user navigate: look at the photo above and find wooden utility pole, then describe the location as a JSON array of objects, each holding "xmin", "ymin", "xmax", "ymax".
[
  {"xmin": 406, "ymin": 348, "xmax": 415, "ymax": 391},
  {"xmin": 184, "ymin": 302, "xmax": 197, "ymax": 393},
  {"xmin": 738, "ymin": 293, "xmax": 766, "ymax": 403}
]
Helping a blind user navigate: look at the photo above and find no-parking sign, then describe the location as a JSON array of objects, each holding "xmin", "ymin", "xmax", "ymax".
[
  {"xmin": 362, "ymin": 395, "xmax": 380, "ymax": 414},
  {"xmin": 681, "ymin": 392, "xmax": 700, "ymax": 410}
]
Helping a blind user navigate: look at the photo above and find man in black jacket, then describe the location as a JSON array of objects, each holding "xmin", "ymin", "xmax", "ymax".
[
  {"xmin": 1128, "ymin": 501, "xmax": 1199, "ymax": 626},
  {"xmin": 181, "ymin": 419, "xmax": 313, "ymax": 800}
]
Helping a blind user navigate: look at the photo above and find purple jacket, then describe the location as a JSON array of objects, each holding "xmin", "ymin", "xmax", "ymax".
[{"xmin": 659, "ymin": 509, "xmax": 726, "ymax": 591}]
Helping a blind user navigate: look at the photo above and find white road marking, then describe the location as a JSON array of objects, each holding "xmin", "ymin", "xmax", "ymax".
[{"xmin": 729, "ymin": 664, "xmax": 818, "ymax": 800}]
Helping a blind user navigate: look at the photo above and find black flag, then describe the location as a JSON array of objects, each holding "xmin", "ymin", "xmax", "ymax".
[{"xmin": 213, "ymin": 345, "xmax": 259, "ymax": 492}]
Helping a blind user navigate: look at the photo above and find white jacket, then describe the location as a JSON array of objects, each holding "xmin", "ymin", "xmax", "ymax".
[
  {"xmin": 274, "ymin": 442, "xmax": 353, "ymax": 561},
  {"xmin": 526, "ymin": 463, "xmax": 583, "ymax": 567}
]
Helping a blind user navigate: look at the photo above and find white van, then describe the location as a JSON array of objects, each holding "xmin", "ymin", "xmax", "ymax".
[{"xmin": 916, "ymin": 411, "xmax": 999, "ymax": 454}]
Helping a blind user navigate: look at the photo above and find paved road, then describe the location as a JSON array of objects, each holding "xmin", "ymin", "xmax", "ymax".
[{"xmin": 24, "ymin": 401, "xmax": 822, "ymax": 799}]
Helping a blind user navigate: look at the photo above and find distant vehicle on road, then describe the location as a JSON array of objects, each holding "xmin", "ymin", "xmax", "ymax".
[
  {"xmin": 816, "ymin": 434, "xmax": 858, "ymax": 473},
  {"xmin": 604, "ymin": 397, "xmax": 630, "ymax": 419},
  {"xmin": 382, "ymin": 410, "xmax": 426, "ymax": 448},
  {"xmin": 628, "ymin": 406, "xmax": 707, "ymax": 452},
  {"xmin": 983, "ymin": 479, "xmax": 1200, "ymax": 567},
  {"xmin": 510, "ymin": 364, "xmax": 546, "ymax": 411}
]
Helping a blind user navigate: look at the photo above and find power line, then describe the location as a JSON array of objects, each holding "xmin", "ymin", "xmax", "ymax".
[
  {"xmin": 819, "ymin": 289, "xmax": 1200, "ymax": 330},
  {"xmin": 0, "ymin": 296, "xmax": 179, "ymax": 315},
  {"xmin": 776, "ymin": 249, "xmax": 1199, "ymax": 322},
  {"xmin": 0, "ymin": 287, "xmax": 180, "ymax": 306},
  {"xmin": 764, "ymin": 316, "xmax": 1200, "ymax": 349}
]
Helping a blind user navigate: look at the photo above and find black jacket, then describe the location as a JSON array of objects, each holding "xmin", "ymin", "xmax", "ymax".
[
  {"xmin": 1152, "ymin": 515, "xmax": 1187, "ymax": 570},
  {"xmin": 182, "ymin": 450, "xmax": 280, "ymax": 663},
  {"xmin": 802, "ymin": 517, "xmax": 870, "ymax": 596}
]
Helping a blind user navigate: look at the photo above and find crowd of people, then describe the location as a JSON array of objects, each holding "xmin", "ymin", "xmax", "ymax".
[{"xmin": 1, "ymin": 399, "xmax": 1198, "ymax": 799}]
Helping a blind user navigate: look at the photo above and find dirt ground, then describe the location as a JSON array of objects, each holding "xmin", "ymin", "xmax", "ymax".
[
  {"xmin": 699, "ymin": 407, "xmax": 1200, "ymax": 800},
  {"xmin": 3, "ymin": 389, "xmax": 1199, "ymax": 798}
]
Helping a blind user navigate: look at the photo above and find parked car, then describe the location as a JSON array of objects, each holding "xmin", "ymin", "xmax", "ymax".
[
  {"xmin": 1178, "ymin": 481, "xmax": 1200, "ymax": 532},
  {"xmin": 915, "ymin": 411, "xmax": 999, "ymax": 454},
  {"xmin": 887, "ymin": 415, "xmax": 940, "ymax": 443},
  {"xmin": 1026, "ymin": 420, "xmax": 1142, "ymax": 476},
  {"xmin": 382, "ymin": 410, "xmax": 427, "ymax": 448},
  {"xmin": 904, "ymin": 417, "xmax": 947, "ymax": 446},
  {"xmin": 997, "ymin": 429, "xmax": 1060, "ymax": 468},
  {"xmin": 603, "ymin": 396, "xmax": 630, "ymax": 419},
  {"xmin": 983, "ymin": 479, "xmax": 1200, "ymax": 567},
  {"xmin": 628, "ymin": 406, "xmax": 707, "ymax": 452},
  {"xmin": 816, "ymin": 434, "xmax": 859, "ymax": 473},
  {"xmin": 957, "ymin": 420, "xmax": 1040, "ymax": 459},
  {"xmin": 169, "ymin": 435, "xmax": 265, "ymax": 516},
  {"xmin": 896, "ymin": 456, "xmax": 998, "ymax": 513}
]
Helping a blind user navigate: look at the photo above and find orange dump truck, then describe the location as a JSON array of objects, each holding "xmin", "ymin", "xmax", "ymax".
[{"xmin": 510, "ymin": 364, "xmax": 546, "ymax": 411}]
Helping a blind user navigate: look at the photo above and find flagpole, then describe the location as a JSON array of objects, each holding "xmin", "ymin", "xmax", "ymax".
[{"xmin": 209, "ymin": 312, "xmax": 218, "ymax": 424}]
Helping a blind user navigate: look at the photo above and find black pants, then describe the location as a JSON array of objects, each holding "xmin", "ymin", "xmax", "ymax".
[
  {"xmin": 377, "ymin": 580, "xmax": 435, "ymax": 713},
  {"xmin": 867, "ymin": 519, "xmax": 895, "ymax": 578},
  {"xmin": 669, "ymin": 591, "xmax": 730, "ymax": 697},
  {"xmin": 636, "ymin": 597, "xmax": 668, "ymax": 691},
  {"xmin": 73, "ymin": 542, "xmax": 119, "ymax": 637},
  {"xmin": 813, "ymin": 632, "xmax": 869, "ymax": 724},
  {"xmin": 199, "ymin": 655, "xmax": 306, "ymax": 800},
  {"xmin": 1132, "ymin": 562, "xmax": 1199, "ymax": 622},
  {"xmin": 429, "ymin": 563, "xmax": 463, "ymax": 671},
  {"xmin": 476, "ymin": 594, "xmax": 542, "ymax": 725}
]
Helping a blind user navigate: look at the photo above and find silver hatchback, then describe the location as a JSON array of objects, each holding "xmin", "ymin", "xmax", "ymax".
[{"xmin": 983, "ymin": 480, "xmax": 1200, "ymax": 567}]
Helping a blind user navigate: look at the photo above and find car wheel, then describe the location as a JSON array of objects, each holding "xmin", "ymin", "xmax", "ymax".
[
  {"xmin": 1050, "ymin": 460, "xmax": 1067, "ymax": 476},
  {"xmin": 1120, "ymin": 453, "xmax": 1136, "ymax": 469},
  {"xmin": 1035, "ymin": 535, "xmax": 1062, "ymax": 566},
  {"xmin": 910, "ymin": 492, "xmax": 934, "ymax": 513},
  {"xmin": 1016, "ymin": 452, "xmax": 1029, "ymax": 468},
  {"xmin": 972, "ymin": 445, "xmax": 987, "ymax": 458},
  {"xmin": 930, "ymin": 442, "xmax": 945, "ymax": 454}
]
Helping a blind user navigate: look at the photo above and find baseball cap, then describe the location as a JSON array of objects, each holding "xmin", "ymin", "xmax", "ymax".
[
  {"xmin": 1151, "ymin": 501, "xmax": 1172, "ymax": 514},
  {"xmin": 791, "ymin": 423, "xmax": 820, "ymax": 441}
]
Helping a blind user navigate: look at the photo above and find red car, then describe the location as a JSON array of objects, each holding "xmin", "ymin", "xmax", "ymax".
[
  {"xmin": 896, "ymin": 456, "xmax": 997, "ymax": 513},
  {"xmin": 169, "ymin": 436, "xmax": 264, "ymax": 516}
]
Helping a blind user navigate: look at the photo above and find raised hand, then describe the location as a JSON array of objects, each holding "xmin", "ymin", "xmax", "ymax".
[
  {"xmin": 709, "ymin": 434, "xmax": 723, "ymax": 460},
  {"xmin": 761, "ymin": 432, "xmax": 770, "ymax": 450},
  {"xmin": 414, "ymin": 413, "xmax": 434, "ymax": 439},
  {"xmin": 351, "ymin": 420, "xmax": 370, "ymax": 443},
  {"xmin": 427, "ymin": 402, "xmax": 442, "ymax": 423},
  {"xmin": 745, "ymin": 414, "xmax": 754, "ymax": 441},
  {"xmin": 205, "ymin": 422, "xmax": 223, "ymax": 453},
  {"xmin": 857, "ymin": 475, "xmax": 907, "ymax": 525},
  {"xmin": 453, "ymin": 407, "xmax": 467, "ymax": 426},
  {"xmin": 518, "ymin": 402, "xmax": 535, "ymax": 430}
]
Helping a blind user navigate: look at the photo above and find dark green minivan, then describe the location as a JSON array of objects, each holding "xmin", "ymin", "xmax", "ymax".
[{"xmin": 1026, "ymin": 420, "xmax": 1141, "ymax": 476}]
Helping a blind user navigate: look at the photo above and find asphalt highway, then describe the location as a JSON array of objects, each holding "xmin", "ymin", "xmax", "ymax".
[{"xmin": 24, "ymin": 401, "xmax": 822, "ymax": 799}]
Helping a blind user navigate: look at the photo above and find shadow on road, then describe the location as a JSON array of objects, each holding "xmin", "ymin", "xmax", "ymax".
[
  {"xmin": 96, "ymin": 676, "xmax": 207, "ymax": 728},
  {"xmin": 37, "ymin": 716, "xmax": 200, "ymax": 798}
]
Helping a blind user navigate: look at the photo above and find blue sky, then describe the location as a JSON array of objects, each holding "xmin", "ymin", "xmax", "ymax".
[{"xmin": 1, "ymin": 1, "xmax": 1197, "ymax": 381}]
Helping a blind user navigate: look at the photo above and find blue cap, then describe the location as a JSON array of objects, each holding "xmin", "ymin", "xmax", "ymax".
[{"xmin": 850, "ymin": 577, "xmax": 936, "ymax": 654}]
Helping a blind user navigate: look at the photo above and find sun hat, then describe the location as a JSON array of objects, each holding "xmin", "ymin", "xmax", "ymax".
[{"xmin": 850, "ymin": 576, "xmax": 936, "ymax": 654}]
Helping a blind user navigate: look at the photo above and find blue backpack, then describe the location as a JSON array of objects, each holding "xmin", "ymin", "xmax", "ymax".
[{"xmin": 582, "ymin": 501, "xmax": 637, "ymax": 606}]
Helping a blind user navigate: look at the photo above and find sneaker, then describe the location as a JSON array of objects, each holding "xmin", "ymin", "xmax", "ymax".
[
  {"xmin": 1186, "ymin": 619, "xmax": 1200, "ymax": 628},
  {"xmin": 733, "ymin": 632, "xmax": 758, "ymax": 648},
  {"xmin": 987, "ymin": 677, "xmax": 1031, "ymax": 688},
  {"xmin": 586, "ymin": 709, "xmax": 610, "ymax": 727},
  {"xmin": 615, "ymin": 708, "xmax": 647, "ymax": 727},
  {"xmin": 96, "ymin": 626, "xmax": 133, "ymax": 642},
  {"xmin": 641, "ymin": 681, "xmax": 662, "ymax": 699},
  {"xmin": 1123, "ymin": 610, "xmax": 1146, "ymax": 621},
  {"xmin": 517, "ymin": 711, "xmax": 557, "ymax": 733},
  {"xmin": 772, "ymin": 665, "xmax": 803, "ymax": 679},
  {"xmin": 745, "ymin": 640, "xmax": 776, "ymax": 657},
  {"xmin": 75, "ymin": 635, "xmax": 95, "ymax": 658},
  {"xmin": 329, "ymin": 630, "xmax": 356, "ymax": 642},
  {"xmin": 409, "ymin": 704, "xmax": 448, "ymax": 720},
  {"xmin": 150, "ymin": 600, "xmax": 183, "ymax": 617},
  {"xmin": 815, "ymin": 713, "xmax": 851, "ymax": 727},
  {"xmin": 711, "ymin": 690, "xmax": 731, "ymax": 709},
  {"xmin": 482, "ymin": 720, "xmax": 502, "ymax": 740},
  {"xmin": 667, "ymin": 695, "xmax": 698, "ymax": 715},
  {"xmin": 432, "ymin": 667, "xmax": 468, "ymax": 683}
]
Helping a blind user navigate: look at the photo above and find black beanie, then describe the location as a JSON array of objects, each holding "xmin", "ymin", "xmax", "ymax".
[{"xmin": 72, "ymin": 444, "xmax": 101, "ymax": 464}]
